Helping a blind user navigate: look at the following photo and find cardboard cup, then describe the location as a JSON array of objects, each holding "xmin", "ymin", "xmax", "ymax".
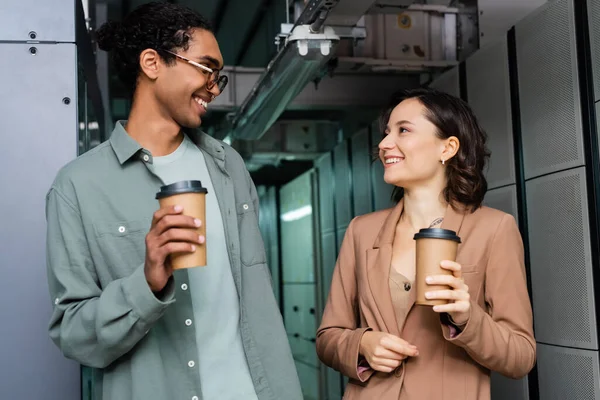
[
  {"xmin": 156, "ymin": 180, "xmax": 208, "ymax": 269},
  {"xmin": 414, "ymin": 228, "xmax": 461, "ymax": 306}
]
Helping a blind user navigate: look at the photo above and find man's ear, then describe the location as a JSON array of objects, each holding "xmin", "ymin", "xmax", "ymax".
[{"xmin": 139, "ymin": 49, "xmax": 161, "ymax": 80}]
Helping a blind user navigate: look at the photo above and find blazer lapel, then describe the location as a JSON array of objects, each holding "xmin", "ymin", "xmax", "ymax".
[
  {"xmin": 440, "ymin": 203, "xmax": 467, "ymax": 240},
  {"xmin": 366, "ymin": 200, "xmax": 467, "ymax": 337},
  {"xmin": 367, "ymin": 200, "xmax": 405, "ymax": 337}
]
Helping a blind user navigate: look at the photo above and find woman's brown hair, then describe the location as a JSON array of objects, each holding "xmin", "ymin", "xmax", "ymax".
[{"xmin": 377, "ymin": 87, "xmax": 491, "ymax": 212}]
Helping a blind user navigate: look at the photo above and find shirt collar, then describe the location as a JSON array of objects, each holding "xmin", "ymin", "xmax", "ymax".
[
  {"xmin": 109, "ymin": 120, "xmax": 226, "ymax": 165},
  {"xmin": 184, "ymin": 127, "xmax": 225, "ymax": 161},
  {"xmin": 109, "ymin": 121, "xmax": 143, "ymax": 165}
]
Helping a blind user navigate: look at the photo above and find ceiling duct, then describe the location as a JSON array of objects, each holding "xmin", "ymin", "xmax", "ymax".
[
  {"xmin": 226, "ymin": 0, "xmax": 394, "ymax": 141},
  {"xmin": 235, "ymin": 119, "xmax": 340, "ymax": 171},
  {"xmin": 226, "ymin": 0, "xmax": 443, "ymax": 142},
  {"xmin": 226, "ymin": 21, "xmax": 340, "ymax": 141},
  {"xmin": 368, "ymin": 0, "xmax": 433, "ymax": 13}
]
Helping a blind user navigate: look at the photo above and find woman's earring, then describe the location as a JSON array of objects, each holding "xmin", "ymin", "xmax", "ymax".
[{"xmin": 441, "ymin": 159, "xmax": 445, "ymax": 165}]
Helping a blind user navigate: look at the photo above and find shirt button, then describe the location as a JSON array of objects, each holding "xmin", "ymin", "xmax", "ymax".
[
  {"xmin": 142, "ymin": 154, "xmax": 150, "ymax": 162},
  {"xmin": 185, "ymin": 319, "xmax": 192, "ymax": 326},
  {"xmin": 54, "ymin": 298, "xmax": 59, "ymax": 305},
  {"xmin": 188, "ymin": 360, "xmax": 195, "ymax": 368},
  {"xmin": 181, "ymin": 283, "xmax": 188, "ymax": 291},
  {"xmin": 243, "ymin": 204, "xmax": 249, "ymax": 210},
  {"xmin": 192, "ymin": 397, "xmax": 199, "ymax": 400},
  {"xmin": 118, "ymin": 226, "xmax": 126, "ymax": 233},
  {"xmin": 404, "ymin": 282, "xmax": 411, "ymax": 291}
]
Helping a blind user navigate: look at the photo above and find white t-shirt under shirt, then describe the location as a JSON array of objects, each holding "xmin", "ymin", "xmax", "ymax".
[{"xmin": 148, "ymin": 134, "xmax": 258, "ymax": 400}]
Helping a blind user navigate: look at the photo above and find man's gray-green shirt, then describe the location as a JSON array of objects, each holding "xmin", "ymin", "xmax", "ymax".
[
  {"xmin": 45, "ymin": 122, "xmax": 302, "ymax": 400},
  {"xmin": 148, "ymin": 135, "xmax": 257, "ymax": 399}
]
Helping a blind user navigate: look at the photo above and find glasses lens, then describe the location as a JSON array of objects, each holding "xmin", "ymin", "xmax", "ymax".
[{"xmin": 216, "ymin": 75, "xmax": 228, "ymax": 92}]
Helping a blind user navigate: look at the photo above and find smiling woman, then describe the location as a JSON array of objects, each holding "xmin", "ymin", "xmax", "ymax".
[
  {"xmin": 378, "ymin": 88, "xmax": 491, "ymax": 211},
  {"xmin": 316, "ymin": 87, "xmax": 536, "ymax": 400}
]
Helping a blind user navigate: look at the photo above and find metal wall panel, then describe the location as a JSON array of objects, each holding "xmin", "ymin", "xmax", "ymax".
[
  {"xmin": 483, "ymin": 185, "xmax": 519, "ymax": 223},
  {"xmin": 315, "ymin": 153, "xmax": 337, "ymax": 299},
  {"xmin": 429, "ymin": 66, "xmax": 460, "ymax": 98},
  {"xmin": 537, "ymin": 343, "xmax": 600, "ymax": 400},
  {"xmin": 466, "ymin": 38, "xmax": 516, "ymax": 188},
  {"xmin": 333, "ymin": 140, "xmax": 353, "ymax": 232},
  {"xmin": 350, "ymin": 129, "xmax": 373, "ymax": 216},
  {"xmin": 370, "ymin": 123, "xmax": 395, "ymax": 211},
  {"xmin": 0, "ymin": 0, "xmax": 76, "ymax": 42},
  {"xmin": 478, "ymin": 0, "xmax": 547, "ymax": 47},
  {"xmin": 258, "ymin": 186, "xmax": 280, "ymax": 305},
  {"xmin": 598, "ymin": 102, "xmax": 600, "ymax": 158},
  {"xmin": 526, "ymin": 167, "xmax": 598, "ymax": 349},
  {"xmin": 283, "ymin": 284, "xmax": 318, "ymax": 367},
  {"xmin": 0, "ymin": 43, "xmax": 80, "ymax": 399},
  {"xmin": 315, "ymin": 153, "xmax": 342, "ymax": 400},
  {"xmin": 320, "ymin": 233, "xmax": 337, "ymax": 300},
  {"xmin": 267, "ymin": 186, "xmax": 281, "ymax": 305},
  {"xmin": 316, "ymin": 154, "xmax": 335, "ymax": 234},
  {"xmin": 336, "ymin": 228, "xmax": 347, "ymax": 255},
  {"xmin": 491, "ymin": 373, "xmax": 529, "ymax": 400},
  {"xmin": 295, "ymin": 361, "xmax": 320, "ymax": 400},
  {"xmin": 516, "ymin": 0, "xmax": 585, "ymax": 179},
  {"xmin": 325, "ymin": 367, "xmax": 341, "ymax": 400},
  {"xmin": 588, "ymin": 0, "xmax": 600, "ymax": 101},
  {"xmin": 279, "ymin": 170, "xmax": 321, "ymax": 399},
  {"xmin": 280, "ymin": 172, "xmax": 316, "ymax": 283}
]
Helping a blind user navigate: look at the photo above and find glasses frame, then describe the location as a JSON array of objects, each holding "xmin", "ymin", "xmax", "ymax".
[{"xmin": 162, "ymin": 49, "xmax": 228, "ymax": 92}]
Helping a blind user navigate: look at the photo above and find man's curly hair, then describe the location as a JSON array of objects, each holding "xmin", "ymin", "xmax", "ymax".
[{"xmin": 95, "ymin": 1, "xmax": 212, "ymax": 97}]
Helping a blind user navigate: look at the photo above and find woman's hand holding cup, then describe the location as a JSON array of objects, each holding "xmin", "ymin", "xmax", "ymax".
[{"xmin": 425, "ymin": 260, "xmax": 471, "ymax": 325}]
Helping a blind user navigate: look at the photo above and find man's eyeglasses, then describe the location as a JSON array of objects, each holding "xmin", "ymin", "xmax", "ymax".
[{"xmin": 162, "ymin": 49, "xmax": 228, "ymax": 93}]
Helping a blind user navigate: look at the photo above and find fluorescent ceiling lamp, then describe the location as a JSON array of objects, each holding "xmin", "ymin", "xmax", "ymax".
[
  {"xmin": 228, "ymin": 25, "xmax": 339, "ymax": 141},
  {"xmin": 281, "ymin": 205, "xmax": 313, "ymax": 222}
]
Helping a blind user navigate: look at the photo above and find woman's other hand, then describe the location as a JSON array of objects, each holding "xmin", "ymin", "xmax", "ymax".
[
  {"xmin": 359, "ymin": 331, "xmax": 419, "ymax": 373},
  {"xmin": 425, "ymin": 260, "xmax": 471, "ymax": 325}
]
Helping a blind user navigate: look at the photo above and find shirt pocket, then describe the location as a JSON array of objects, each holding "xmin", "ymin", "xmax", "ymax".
[
  {"xmin": 236, "ymin": 201, "xmax": 267, "ymax": 267},
  {"xmin": 93, "ymin": 219, "xmax": 149, "ymax": 278}
]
